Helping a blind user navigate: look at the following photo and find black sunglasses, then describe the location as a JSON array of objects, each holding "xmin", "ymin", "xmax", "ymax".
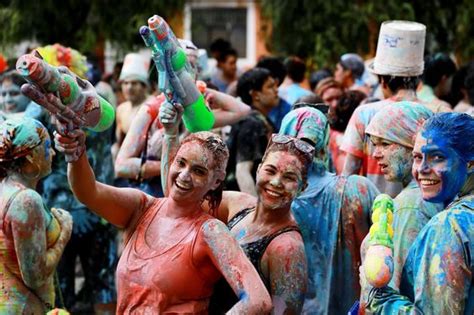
[{"xmin": 292, "ymin": 102, "xmax": 329, "ymax": 114}]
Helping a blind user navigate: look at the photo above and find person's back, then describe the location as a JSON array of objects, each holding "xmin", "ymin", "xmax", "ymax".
[
  {"xmin": 279, "ymin": 107, "xmax": 379, "ymax": 314},
  {"xmin": 292, "ymin": 170, "xmax": 378, "ymax": 314},
  {"xmin": 0, "ymin": 186, "xmax": 48, "ymax": 314}
]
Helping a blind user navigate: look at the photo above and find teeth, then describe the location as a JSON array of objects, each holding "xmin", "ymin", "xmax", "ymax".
[
  {"xmin": 266, "ymin": 190, "xmax": 281, "ymax": 197},
  {"xmin": 175, "ymin": 182, "xmax": 191, "ymax": 190},
  {"xmin": 420, "ymin": 179, "xmax": 439, "ymax": 186}
]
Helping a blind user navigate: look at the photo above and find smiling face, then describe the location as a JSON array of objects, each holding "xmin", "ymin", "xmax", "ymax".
[
  {"xmin": 168, "ymin": 142, "xmax": 220, "ymax": 204},
  {"xmin": 1, "ymin": 79, "xmax": 30, "ymax": 113},
  {"xmin": 371, "ymin": 135, "xmax": 413, "ymax": 185},
  {"xmin": 412, "ymin": 130, "xmax": 468, "ymax": 204},
  {"xmin": 256, "ymin": 151, "xmax": 305, "ymax": 211}
]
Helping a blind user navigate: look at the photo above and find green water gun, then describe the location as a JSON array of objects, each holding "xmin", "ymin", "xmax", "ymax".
[{"xmin": 140, "ymin": 15, "xmax": 215, "ymax": 132}]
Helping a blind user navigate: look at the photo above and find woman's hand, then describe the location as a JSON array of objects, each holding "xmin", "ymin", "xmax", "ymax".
[
  {"xmin": 159, "ymin": 101, "xmax": 184, "ymax": 136},
  {"xmin": 53, "ymin": 129, "xmax": 86, "ymax": 162}
]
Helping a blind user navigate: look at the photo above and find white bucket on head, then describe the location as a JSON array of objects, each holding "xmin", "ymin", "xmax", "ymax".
[
  {"xmin": 119, "ymin": 53, "xmax": 150, "ymax": 85},
  {"xmin": 369, "ymin": 20, "xmax": 426, "ymax": 77}
]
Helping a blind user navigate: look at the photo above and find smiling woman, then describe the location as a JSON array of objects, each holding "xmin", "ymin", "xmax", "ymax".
[
  {"xmin": 366, "ymin": 112, "xmax": 474, "ymax": 314},
  {"xmin": 159, "ymin": 100, "xmax": 311, "ymax": 314}
]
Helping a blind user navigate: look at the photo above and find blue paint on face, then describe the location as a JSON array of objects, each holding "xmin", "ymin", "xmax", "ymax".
[
  {"xmin": 44, "ymin": 138, "xmax": 51, "ymax": 160},
  {"xmin": 420, "ymin": 128, "xmax": 468, "ymax": 204}
]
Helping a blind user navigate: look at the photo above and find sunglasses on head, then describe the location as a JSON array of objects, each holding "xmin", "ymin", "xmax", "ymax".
[
  {"xmin": 269, "ymin": 134, "xmax": 315, "ymax": 158},
  {"xmin": 292, "ymin": 102, "xmax": 329, "ymax": 114}
]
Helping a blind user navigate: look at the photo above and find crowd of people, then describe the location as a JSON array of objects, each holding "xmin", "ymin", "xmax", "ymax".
[{"xmin": 0, "ymin": 18, "xmax": 473, "ymax": 315}]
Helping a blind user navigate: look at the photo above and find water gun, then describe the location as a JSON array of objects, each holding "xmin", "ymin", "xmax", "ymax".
[
  {"xmin": 16, "ymin": 51, "xmax": 115, "ymax": 133},
  {"xmin": 364, "ymin": 194, "xmax": 395, "ymax": 288},
  {"xmin": 139, "ymin": 15, "xmax": 215, "ymax": 132}
]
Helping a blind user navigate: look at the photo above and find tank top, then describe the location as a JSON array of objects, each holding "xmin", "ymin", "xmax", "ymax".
[
  {"xmin": 209, "ymin": 207, "xmax": 301, "ymax": 314},
  {"xmin": 116, "ymin": 198, "xmax": 221, "ymax": 314}
]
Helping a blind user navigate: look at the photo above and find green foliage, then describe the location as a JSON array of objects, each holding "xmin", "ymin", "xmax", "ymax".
[
  {"xmin": 260, "ymin": 0, "xmax": 473, "ymax": 68},
  {"xmin": 0, "ymin": 0, "xmax": 185, "ymax": 54}
]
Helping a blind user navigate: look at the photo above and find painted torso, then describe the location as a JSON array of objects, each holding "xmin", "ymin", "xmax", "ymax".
[{"xmin": 116, "ymin": 198, "xmax": 221, "ymax": 314}]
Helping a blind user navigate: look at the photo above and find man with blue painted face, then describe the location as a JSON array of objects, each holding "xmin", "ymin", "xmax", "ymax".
[{"xmin": 366, "ymin": 112, "xmax": 474, "ymax": 314}]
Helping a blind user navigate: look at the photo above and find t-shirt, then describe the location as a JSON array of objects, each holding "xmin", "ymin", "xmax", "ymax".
[
  {"xmin": 278, "ymin": 83, "xmax": 313, "ymax": 106},
  {"xmin": 225, "ymin": 111, "xmax": 274, "ymax": 191}
]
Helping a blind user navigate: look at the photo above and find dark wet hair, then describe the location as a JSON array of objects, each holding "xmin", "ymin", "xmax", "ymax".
[
  {"xmin": 379, "ymin": 75, "xmax": 420, "ymax": 94},
  {"xmin": 285, "ymin": 56, "xmax": 306, "ymax": 83},
  {"xmin": 422, "ymin": 112, "xmax": 474, "ymax": 163},
  {"xmin": 180, "ymin": 132, "xmax": 229, "ymax": 216},
  {"xmin": 309, "ymin": 69, "xmax": 332, "ymax": 91},
  {"xmin": 464, "ymin": 62, "xmax": 474, "ymax": 105},
  {"xmin": 237, "ymin": 67, "xmax": 272, "ymax": 106},
  {"xmin": 331, "ymin": 90, "xmax": 367, "ymax": 132},
  {"xmin": 0, "ymin": 70, "xmax": 27, "ymax": 86},
  {"xmin": 216, "ymin": 48, "xmax": 237, "ymax": 63},
  {"xmin": 257, "ymin": 56, "xmax": 286, "ymax": 86},
  {"xmin": 423, "ymin": 53, "xmax": 456, "ymax": 88}
]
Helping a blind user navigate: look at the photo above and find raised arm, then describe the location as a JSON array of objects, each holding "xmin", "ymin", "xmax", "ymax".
[
  {"xmin": 55, "ymin": 130, "xmax": 147, "ymax": 228},
  {"xmin": 200, "ymin": 219, "xmax": 272, "ymax": 314},
  {"xmin": 236, "ymin": 161, "xmax": 258, "ymax": 196},
  {"xmin": 264, "ymin": 233, "xmax": 307, "ymax": 315},
  {"xmin": 115, "ymin": 98, "xmax": 162, "ymax": 180},
  {"xmin": 8, "ymin": 190, "xmax": 72, "ymax": 289},
  {"xmin": 206, "ymin": 88, "xmax": 251, "ymax": 127}
]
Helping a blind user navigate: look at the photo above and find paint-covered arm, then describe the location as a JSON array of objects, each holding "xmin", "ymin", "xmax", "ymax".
[
  {"xmin": 9, "ymin": 190, "xmax": 72, "ymax": 289},
  {"xmin": 200, "ymin": 219, "xmax": 272, "ymax": 314},
  {"xmin": 55, "ymin": 131, "xmax": 147, "ymax": 228},
  {"xmin": 366, "ymin": 209, "xmax": 473, "ymax": 314},
  {"xmin": 206, "ymin": 88, "xmax": 251, "ymax": 127},
  {"xmin": 236, "ymin": 161, "xmax": 257, "ymax": 197},
  {"xmin": 265, "ymin": 232, "xmax": 307, "ymax": 315},
  {"xmin": 115, "ymin": 101, "xmax": 162, "ymax": 180}
]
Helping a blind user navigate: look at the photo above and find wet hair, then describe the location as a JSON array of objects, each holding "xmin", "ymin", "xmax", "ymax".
[
  {"xmin": 261, "ymin": 141, "xmax": 312, "ymax": 185},
  {"xmin": 379, "ymin": 75, "xmax": 420, "ymax": 94},
  {"xmin": 423, "ymin": 53, "xmax": 456, "ymax": 88},
  {"xmin": 216, "ymin": 48, "xmax": 237, "ymax": 64},
  {"xmin": 0, "ymin": 70, "xmax": 27, "ymax": 86},
  {"xmin": 256, "ymin": 56, "xmax": 286, "ymax": 86},
  {"xmin": 331, "ymin": 90, "xmax": 367, "ymax": 132},
  {"xmin": 284, "ymin": 56, "xmax": 306, "ymax": 83},
  {"xmin": 422, "ymin": 112, "xmax": 474, "ymax": 163},
  {"xmin": 180, "ymin": 132, "xmax": 230, "ymax": 215},
  {"xmin": 237, "ymin": 67, "xmax": 272, "ymax": 106}
]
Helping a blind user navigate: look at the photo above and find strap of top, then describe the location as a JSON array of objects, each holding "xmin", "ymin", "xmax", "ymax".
[{"xmin": 227, "ymin": 207, "xmax": 255, "ymax": 230}]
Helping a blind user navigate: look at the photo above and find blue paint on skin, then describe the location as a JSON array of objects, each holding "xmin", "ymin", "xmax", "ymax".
[
  {"xmin": 236, "ymin": 229, "xmax": 246, "ymax": 241},
  {"xmin": 420, "ymin": 128, "xmax": 468, "ymax": 205},
  {"xmin": 44, "ymin": 139, "xmax": 51, "ymax": 160}
]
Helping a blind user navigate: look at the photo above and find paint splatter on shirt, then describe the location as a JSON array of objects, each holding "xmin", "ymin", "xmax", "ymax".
[
  {"xmin": 291, "ymin": 167, "xmax": 379, "ymax": 314},
  {"xmin": 366, "ymin": 193, "xmax": 474, "ymax": 314},
  {"xmin": 391, "ymin": 180, "xmax": 444, "ymax": 290}
]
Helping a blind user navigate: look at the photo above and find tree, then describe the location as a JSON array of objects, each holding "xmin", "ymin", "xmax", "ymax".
[
  {"xmin": 0, "ymin": 0, "xmax": 185, "ymax": 54},
  {"xmin": 260, "ymin": 0, "xmax": 474, "ymax": 68}
]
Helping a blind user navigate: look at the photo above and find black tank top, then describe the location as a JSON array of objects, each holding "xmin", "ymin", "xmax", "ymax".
[{"xmin": 208, "ymin": 207, "xmax": 301, "ymax": 314}]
